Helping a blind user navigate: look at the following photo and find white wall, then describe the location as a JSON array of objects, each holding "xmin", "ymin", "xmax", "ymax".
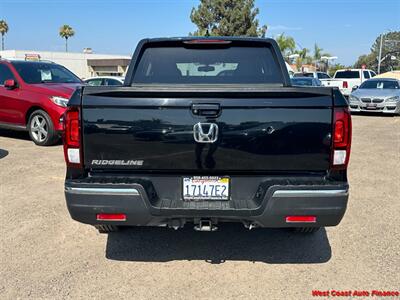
[{"xmin": 0, "ymin": 50, "xmax": 130, "ymax": 78}]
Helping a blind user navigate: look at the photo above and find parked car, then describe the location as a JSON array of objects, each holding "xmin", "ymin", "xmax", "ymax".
[
  {"xmin": 321, "ymin": 69, "xmax": 376, "ymax": 97},
  {"xmin": 291, "ymin": 77, "xmax": 322, "ymax": 87},
  {"xmin": 293, "ymin": 71, "xmax": 330, "ymax": 80},
  {"xmin": 0, "ymin": 60, "xmax": 82, "ymax": 145},
  {"xmin": 84, "ymin": 76, "xmax": 124, "ymax": 86},
  {"xmin": 64, "ymin": 37, "xmax": 351, "ymax": 235},
  {"xmin": 349, "ymin": 78, "xmax": 400, "ymax": 115}
]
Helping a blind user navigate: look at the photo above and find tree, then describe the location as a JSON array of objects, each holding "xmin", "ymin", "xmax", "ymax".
[
  {"xmin": 0, "ymin": 20, "xmax": 9, "ymax": 51},
  {"xmin": 294, "ymin": 47, "xmax": 312, "ymax": 68},
  {"xmin": 312, "ymin": 43, "xmax": 331, "ymax": 71},
  {"xmin": 328, "ymin": 63, "xmax": 348, "ymax": 77},
  {"xmin": 313, "ymin": 43, "xmax": 324, "ymax": 61},
  {"xmin": 59, "ymin": 25, "xmax": 75, "ymax": 52},
  {"xmin": 354, "ymin": 31, "xmax": 400, "ymax": 73},
  {"xmin": 190, "ymin": 0, "xmax": 267, "ymax": 37},
  {"xmin": 275, "ymin": 33, "xmax": 295, "ymax": 58}
]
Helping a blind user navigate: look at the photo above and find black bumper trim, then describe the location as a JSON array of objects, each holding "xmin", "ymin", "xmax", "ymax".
[{"xmin": 65, "ymin": 180, "xmax": 349, "ymax": 228}]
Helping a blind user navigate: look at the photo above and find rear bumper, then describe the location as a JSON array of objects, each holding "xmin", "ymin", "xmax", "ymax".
[{"xmin": 65, "ymin": 178, "xmax": 349, "ymax": 228}]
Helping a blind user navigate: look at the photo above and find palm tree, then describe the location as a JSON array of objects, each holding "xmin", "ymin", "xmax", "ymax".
[
  {"xmin": 59, "ymin": 25, "xmax": 75, "ymax": 52},
  {"xmin": 313, "ymin": 43, "xmax": 324, "ymax": 61},
  {"xmin": 0, "ymin": 20, "xmax": 9, "ymax": 51},
  {"xmin": 313, "ymin": 43, "xmax": 332, "ymax": 71},
  {"xmin": 294, "ymin": 48, "xmax": 311, "ymax": 69},
  {"xmin": 275, "ymin": 33, "xmax": 296, "ymax": 58}
]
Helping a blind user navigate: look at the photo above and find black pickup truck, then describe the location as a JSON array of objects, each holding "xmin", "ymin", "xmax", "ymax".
[{"xmin": 64, "ymin": 37, "xmax": 351, "ymax": 234}]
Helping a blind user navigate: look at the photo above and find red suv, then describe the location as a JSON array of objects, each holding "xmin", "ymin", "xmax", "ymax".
[{"xmin": 0, "ymin": 60, "xmax": 82, "ymax": 145}]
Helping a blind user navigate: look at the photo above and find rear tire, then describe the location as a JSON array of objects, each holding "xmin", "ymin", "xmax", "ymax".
[
  {"xmin": 292, "ymin": 227, "xmax": 321, "ymax": 234},
  {"xmin": 28, "ymin": 110, "xmax": 59, "ymax": 146},
  {"xmin": 95, "ymin": 225, "xmax": 119, "ymax": 234}
]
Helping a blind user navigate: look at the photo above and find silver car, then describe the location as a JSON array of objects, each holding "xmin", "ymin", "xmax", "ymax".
[{"xmin": 349, "ymin": 78, "xmax": 400, "ymax": 115}]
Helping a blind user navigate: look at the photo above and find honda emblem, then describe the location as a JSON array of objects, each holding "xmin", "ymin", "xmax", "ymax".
[{"xmin": 193, "ymin": 122, "xmax": 218, "ymax": 143}]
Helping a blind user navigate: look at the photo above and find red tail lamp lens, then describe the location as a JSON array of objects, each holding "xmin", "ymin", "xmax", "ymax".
[
  {"xmin": 286, "ymin": 216, "xmax": 316, "ymax": 223},
  {"xmin": 96, "ymin": 213, "xmax": 126, "ymax": 221},
  {"xmin": 334, "ymin": 120, "xmax": 345, "ymax": 144}
]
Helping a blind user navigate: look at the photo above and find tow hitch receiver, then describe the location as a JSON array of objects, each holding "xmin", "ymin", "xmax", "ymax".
[{"xmin": 194, "ymin": 220, "xmax": 218, "ymax": 232}]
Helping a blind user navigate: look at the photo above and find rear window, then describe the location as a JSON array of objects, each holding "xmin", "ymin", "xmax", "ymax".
[
  {"xmin": 293, "ymin": 73, "xmax": 314, "ymax": 78},
  {"xmin": 360, "ymin": 80, "xmax": 399, "ymax": 89},
  {"xmin": 132, "ymin": 45, "xmax": 283, "ymax": 84},
  {"xmin": 334, "ymin": 71, "xmax": 360, "ymax": 79}
]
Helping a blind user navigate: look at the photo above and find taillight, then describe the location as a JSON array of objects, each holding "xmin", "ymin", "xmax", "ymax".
[
  {"xmin": 183, "ymin": 39, "xmax": 231, "ymax": 44},
  {"xmin": 97, "ymin": 213, "xmax": 127, "ymax": 221},
  {"xmin": 342, "ymin": 81, "xmax": 348, "ymax": 89},
  {"xmin": 331, "ymin": 108, "xmax": 352, "ymax": 169},
  {"xmin": 286, "ymin": 216, "xmax": 316, "ymax": 223},
  {"xmin": 63, "ymin": 107, "xmax": 82, "ymax": 168}
]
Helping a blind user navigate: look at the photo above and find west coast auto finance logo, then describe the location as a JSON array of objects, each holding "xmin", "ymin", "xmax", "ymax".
[{"xmin": 312, "ymin": 290, "xmax": 399, "ymax": 297}]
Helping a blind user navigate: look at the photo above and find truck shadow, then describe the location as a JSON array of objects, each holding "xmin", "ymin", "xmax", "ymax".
[
  {"xmin": 105, "ymin": 223, "xmax": 331, "ymax": 264},
  {"xmin": 0, "ymin": 149, "xmax": 9, "ymax": 159}
]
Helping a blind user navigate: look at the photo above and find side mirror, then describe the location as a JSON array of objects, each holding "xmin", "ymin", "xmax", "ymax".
[
  {"xmin": 4, "ymin": 79, "xmax": 18, "ymax": 90},
  {"xmin": 352, "ymin": 85, "xmax": 359, "ymax": 92}
]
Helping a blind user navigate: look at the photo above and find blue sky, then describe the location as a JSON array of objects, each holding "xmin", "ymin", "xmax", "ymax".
[{"xmin": 1, "ymin": 0, "xmax": 399, "ymax": 65}]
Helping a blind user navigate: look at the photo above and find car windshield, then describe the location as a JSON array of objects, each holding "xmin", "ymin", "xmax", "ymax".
[
  {"xmin": 132, "ymin": 45, "xmax": 284, "ymax": 84},
  {"xmin": 11, "ymin": 62, "xmax": 81, "ymax": 84},
  {"xmin": 334, "ymin": 71, "xmax": 360, "ymax": 79},
  {"xmin": 291, "ymin": 78, "xmax": 313, "ymax": 86},
  {"xmin": 359, "ymin": 80, "xmax": 399, "ymax": 89}
]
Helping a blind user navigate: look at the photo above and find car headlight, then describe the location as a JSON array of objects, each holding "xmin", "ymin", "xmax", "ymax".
[
  {"xmin": 50, "ymin": 96, "xmax": 69, "ymax": 107},
  {"xmin": 386, "ymin": 96, "xmax": 400, "ymax": 102},
  {"xmin": 349, "ymin": 95, "xmax": 360, "ymax": 102}
]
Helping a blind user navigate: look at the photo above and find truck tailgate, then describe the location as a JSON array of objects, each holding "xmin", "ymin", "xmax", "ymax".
[{"xmin": 82, "ymin": 87, "xmax": 333, "ymax": 173}]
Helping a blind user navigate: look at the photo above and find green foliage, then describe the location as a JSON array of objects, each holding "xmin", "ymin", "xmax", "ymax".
[
  {"xmin": 354, "ymin": 31, "xmax": 400, "ymax": 72},
  {"xmin": 294, "ymin": 48, "xmax": 312, "ymax": 69},
  {"xmin": 328, "ymin": 63, "xmax": 348, "ymax": 77},
  {"xmin": 190, "ymin": 0, "xmax": 267, "ymax": 37},
  {"xmin": 275, "ymin": 33, "xmax": 295, "ymax": 56}
]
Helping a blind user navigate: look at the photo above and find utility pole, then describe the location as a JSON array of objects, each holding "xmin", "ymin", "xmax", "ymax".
[{"xmin": 377, "ymin": 34, "xmax": 384, "ymax": 74}]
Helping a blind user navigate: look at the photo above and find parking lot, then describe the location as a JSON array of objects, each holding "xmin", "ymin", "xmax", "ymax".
[{"xmin": 0, "ymin": 115, "xmax": 399, "ymax": 299}]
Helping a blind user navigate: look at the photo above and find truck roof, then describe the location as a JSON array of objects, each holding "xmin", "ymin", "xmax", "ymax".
[
  {"xmin": 335, "ymin": 68, "xmax": 373, "ymax": 72},
  {"xmin": 141, "ymin": 36, "xmax": 277, "ymax": 43}
]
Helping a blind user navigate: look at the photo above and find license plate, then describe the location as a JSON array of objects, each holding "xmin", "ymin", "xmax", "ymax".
[
  {"xmin": 366, "ymin": 103, "xmax": 377, "ymax": 109},
  {"xmin": 183, "ymin": 176, "xmax": 229, "ymax": 201}
]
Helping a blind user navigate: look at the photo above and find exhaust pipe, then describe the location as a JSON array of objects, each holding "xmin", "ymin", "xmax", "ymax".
[{"xmin": 194, "ymin": 220, "xmax": 218, "ymax": 232}]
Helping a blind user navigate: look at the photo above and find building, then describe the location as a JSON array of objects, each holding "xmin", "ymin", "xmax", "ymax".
[{"xmin": 0, "ymin": 49, "xmax": 131, "ymax": 79}]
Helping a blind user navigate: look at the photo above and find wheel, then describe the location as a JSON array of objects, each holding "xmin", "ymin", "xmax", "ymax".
[
  {"xmin": 95, "ymin": 225, "xmax": 119, "ymax": 234},
  {"xmin": 28, "ymin": 110, "xmax": 59, "ymax": 146},
  {"xmin": 292, "ymin": 227, "xmax": 321, "ymax": 234}
]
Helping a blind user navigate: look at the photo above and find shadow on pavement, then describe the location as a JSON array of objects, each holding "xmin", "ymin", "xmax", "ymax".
[
  {"xmin": 105, "ymin": 223, "xmax": 331, "ymax": 264},
  {"xmin": 351, "ymin": 112, "xmax": 397, "ymax": 117},
  {"xmin": 0, "ymin": 128, "xmax": 31, "ymax": 141},
  {"xmin": 0, "ymin": 149, "xmax": 9, "ymax": 159},
  {"xmin": 0, "ymin": 128, "xmax": 62, "ymax": 145}
]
